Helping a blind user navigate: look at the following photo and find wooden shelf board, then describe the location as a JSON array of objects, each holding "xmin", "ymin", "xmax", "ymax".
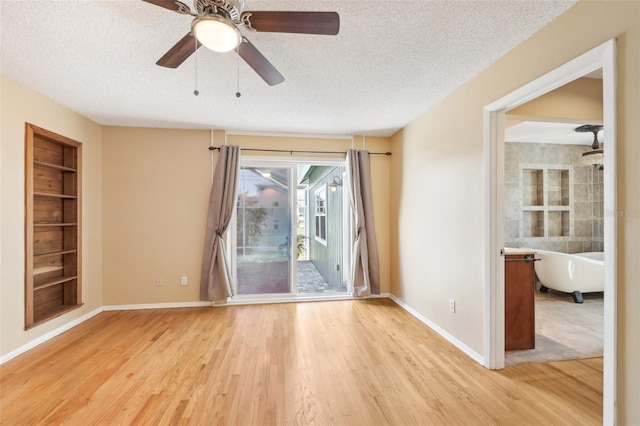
[
  {"xmin": 33, "ymin": 249, "xmax": 77, "ymax": 259},
  {"xmin": 34, "ymin": 265, "xmax": 63, "ymax": 275},
  {"xmin": 33, "ymin": 192, "xmax": 77, "ymax": 199},
  {"xmin": 34, "ymin": 223, "xmax": 78, "ymax": 227},
  {"xmin": 28, "ymin": 304, "xmax": 84, "ymax": 330},
  {"xmin": 34, "ymin": 275, "xmax": 78, "ymax": 290},
  {"xmin": 33, "ymin": 160, "xmax": 77, "ymax": 173}
]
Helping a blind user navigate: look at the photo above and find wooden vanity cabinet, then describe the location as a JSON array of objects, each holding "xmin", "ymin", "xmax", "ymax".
[{"xmin": 505, "ymin": 252, "xmax": 536, "ymax": 350}]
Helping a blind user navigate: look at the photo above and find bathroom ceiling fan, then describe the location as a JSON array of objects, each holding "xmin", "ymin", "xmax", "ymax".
[{"xmin": 142, "ymin": 0, "xmax": 340, "ymax": 86}]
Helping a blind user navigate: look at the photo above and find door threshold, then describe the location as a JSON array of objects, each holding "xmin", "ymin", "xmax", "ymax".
[{"xmin": 219, "ymin": 293, "xmax": 389, "ymax": 306}]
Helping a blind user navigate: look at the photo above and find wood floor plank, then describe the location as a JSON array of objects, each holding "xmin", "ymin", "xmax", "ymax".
[{"xmin": 0, "ymin": 300, "xmax": 602, "ymax": 425}]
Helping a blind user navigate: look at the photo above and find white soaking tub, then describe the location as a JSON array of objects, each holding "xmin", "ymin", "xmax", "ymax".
[{"xmin": 523, "ymin": 249, "xmax": 604, "ymax": 303}]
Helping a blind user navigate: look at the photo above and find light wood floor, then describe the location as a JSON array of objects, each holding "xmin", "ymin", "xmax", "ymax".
[{"xmin": 0, "ymin": 299, "xmax": 602, "ymax": 425}]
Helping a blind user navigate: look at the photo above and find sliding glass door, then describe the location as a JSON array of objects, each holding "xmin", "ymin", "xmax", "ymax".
[
  {"xmin": 235, "ymin": 166, "xmax": 293, "ymax": 295},
  {"xmin": 233, "ymin": 159, "xmax": 349, "ymax": 297}
]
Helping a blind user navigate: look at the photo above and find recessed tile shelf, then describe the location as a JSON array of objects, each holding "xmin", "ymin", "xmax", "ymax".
[
  {"xmin": 548, "ymin": 210, "xmax": 570, "ymax": 237},
  {"xmin": 522, "ymin": 169, "xmax": 544, "ymax": 206},
  {"xmin": 523, "ymin": 210, "xmax": 545, "ymax": 238},
  {"xmin": 520, "ymin": 166, "xmax": 571, "ymax": 238},
  {"xmin": 548, "ymin": 169, "xmax": 570, "ymax": 207}
]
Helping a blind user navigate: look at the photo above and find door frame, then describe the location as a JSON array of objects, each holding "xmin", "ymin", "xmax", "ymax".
[{"xmin": 482, "ymin": 39, "xmax": 617, "ymax": 424}]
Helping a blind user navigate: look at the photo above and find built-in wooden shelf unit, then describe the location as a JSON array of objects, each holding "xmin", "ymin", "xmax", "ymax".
[{"xmin": 25, "ymin": 123, "xmax": 82, "ymax": 329}]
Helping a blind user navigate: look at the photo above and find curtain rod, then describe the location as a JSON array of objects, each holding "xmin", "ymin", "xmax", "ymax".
[{"xmin": 208, "ymin": 146, "xmax": 391, "ymax": 156}]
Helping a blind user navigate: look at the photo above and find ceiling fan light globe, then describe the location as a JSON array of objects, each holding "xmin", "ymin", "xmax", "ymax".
[
  {"xmin": 581, "ymin": 149, "xmax": 604, "ymax": 166},
  {"xmin": 192, "ymin": 16, "xmax": 240, "ymax": 53}
]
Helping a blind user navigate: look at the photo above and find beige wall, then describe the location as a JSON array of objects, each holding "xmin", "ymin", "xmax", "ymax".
[
  {"xmin": 389, "ymin": 1, "xmax": 639, "ymax": 423},
  {"xmin": 102, "ymin": 130, "xmax": 391, "ymax": 304},
  {"xmin": 102, "ymin": 127, "xmax": 212, "ymax": 304},
  {"xmin": 508, "ymin": 77, "xmax": 603, "ymax": 124},
  {"xmin": 0, "ymin": 77, "xmax": 103, "ymax": 355}
]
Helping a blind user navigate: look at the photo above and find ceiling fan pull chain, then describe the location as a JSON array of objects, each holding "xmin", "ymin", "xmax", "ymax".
[
  {"xmin": 194, "ymin": 35, "xmax": 200, "ymax": 96},
  {"xmin": 235, "ymin": 49, "xmax": 241, "ymax": 98}
]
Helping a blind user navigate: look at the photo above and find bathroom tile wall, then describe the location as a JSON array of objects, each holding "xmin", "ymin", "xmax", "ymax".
[{"xmin": 504, "ymin": 142, "xmax": 604, "ymax": 253}]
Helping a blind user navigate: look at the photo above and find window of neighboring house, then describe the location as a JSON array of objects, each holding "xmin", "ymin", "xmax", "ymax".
[{"xmin": 315, "ymin": 185, "xmax": 327, "ymax": 245}]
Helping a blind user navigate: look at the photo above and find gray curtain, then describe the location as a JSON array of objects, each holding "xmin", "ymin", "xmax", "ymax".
[
  {"xmin": 346, "ymin": 149, "xmax": 380, "ymax": 296},
  {"xmin": 200, "ymin": 145, "xmax": 241, "ymax": 301}
]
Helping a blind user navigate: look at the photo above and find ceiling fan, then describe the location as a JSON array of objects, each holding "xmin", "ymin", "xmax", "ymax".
[{"xmin": 142, "ymin": 0, "xmax": 340, "ymax": 86}]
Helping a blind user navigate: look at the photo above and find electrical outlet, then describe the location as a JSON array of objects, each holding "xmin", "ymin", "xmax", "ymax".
[
  {"xmin": 449, "ymin": 299, "xmax": 456, "ymax": 313},
  {"xmin": 181, "ymin": 276, "xmax": 188, "ymax": 286},
  {"xmin": 156, "ymin": 277, "xmax": 163, "ymax": 287}
]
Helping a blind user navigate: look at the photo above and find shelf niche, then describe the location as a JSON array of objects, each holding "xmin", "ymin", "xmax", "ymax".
[
  {"xmin": 522, "ymin": 169, "xmax": 544, "ymax": 206},
  {"xmin": 520, "ymin": 165, "xmax": 572, "ymax": 239},
  {"xmin": 523, "ymin": 210, "xmax": 545, "ymax": 238},
  {"xmin": 25, "ymin": 123, "xmax": 82, "ymax": 329},
  {"xmin": 548, "ymin": 169, "xmax": 570, "ymax": 207},
  {"xmin": 548, "ymin": 210, "xmax": 571, "ymax": 237}
]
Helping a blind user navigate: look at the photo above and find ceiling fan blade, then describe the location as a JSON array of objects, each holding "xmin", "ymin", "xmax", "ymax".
[
  {"xmin": 238, "ymin": 37, "xmax": 285, "ymax": 86},
  {"xmin": 156, "ymin": 33, "xmax": 201, "ymax": 68},
  {"xmin": 142, "ymin": 0, "xmax": 191, "ymax": 13},
  {"xmin": 244, "ymin": 11, "xmax": 339, "ymax": 35}
]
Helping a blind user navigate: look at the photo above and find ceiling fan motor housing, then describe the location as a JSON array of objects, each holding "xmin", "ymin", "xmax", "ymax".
[
  {"xmin": 195, "ymin": 0, "xmax": 244, "ymax": 21},
  {"xmin": 575, "ymin": 124, "xmax": 604, "ymax": 149}
]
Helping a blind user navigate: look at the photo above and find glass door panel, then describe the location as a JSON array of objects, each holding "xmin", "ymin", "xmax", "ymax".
[
  {"xmin": 296, "ymin": 165, "xmax": 347, "ymax": 295},
  {"xmin": 236, "ymin": 167, "xmax": 292, "ymax": 295}
]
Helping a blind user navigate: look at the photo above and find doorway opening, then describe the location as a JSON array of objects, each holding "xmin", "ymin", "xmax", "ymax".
[
  {"xmin": 503, "ymin": 116, "xmax": 604, "ymax": 366},
  {"xmin": 483, "ymin": 39, "xmax": 617, "ymax": 423},
  {"xmin": 232, "ymin": 158, "xmax": 350, "ymax": 298}
]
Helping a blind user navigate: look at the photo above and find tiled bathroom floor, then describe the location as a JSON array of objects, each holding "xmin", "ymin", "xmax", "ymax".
[{"xmin": 505, "ymin": 290, "xmax": 603, "ymax": 366}]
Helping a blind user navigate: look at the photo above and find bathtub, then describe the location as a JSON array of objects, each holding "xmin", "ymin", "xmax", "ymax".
[{"xmin": 523, "ymin": 249, "xmax": 604, "ymax": 303}]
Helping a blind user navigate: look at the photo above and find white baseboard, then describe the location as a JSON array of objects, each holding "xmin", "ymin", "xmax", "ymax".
[
  {"xmin": 0, "ymin": 307, "xmax": 104, "ymax": 365},
  {"xmin": 103, "ymin": 301, "xmax": 213, "ymax": 311},
  {"xmin": 389, "ymin": 294, "xmax": 484, "ymax": 365}
]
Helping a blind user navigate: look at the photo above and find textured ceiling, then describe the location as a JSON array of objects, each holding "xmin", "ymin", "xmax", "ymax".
[
  {"xmin": 1, "ymin": 0, "xmax": 577, "ymax": 137},
  {"xmin": 506, "ymin": 121, "xmax": 603, "ymax": 145}
]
